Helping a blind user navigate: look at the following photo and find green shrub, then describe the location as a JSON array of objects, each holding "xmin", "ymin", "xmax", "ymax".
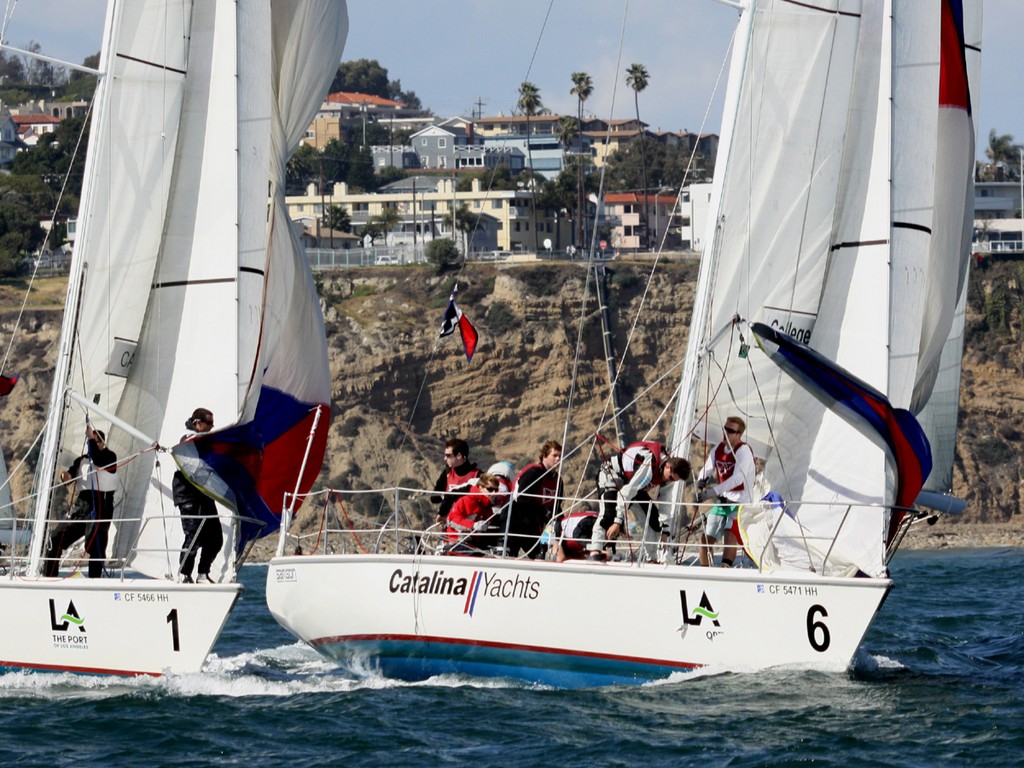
[
  {"xmin": 487, "ymin": 301, "xmax": 518, "ymax": 334},
  {"xmin": 339, "ymin": 415, "xmax": 365, "ymax": 437}
]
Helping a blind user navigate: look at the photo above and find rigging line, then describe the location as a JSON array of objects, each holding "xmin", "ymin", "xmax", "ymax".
[
  {"xmin": 449, "ymin": 0, "xmax": 555, "ymax": 277},
  {"xmin": 0, "ymin": 1, "xmax": 17, "ymax": 44},
  {"xmin": 743, "ymin": 344, "xmax": 796, "ymax": 502},
  {"xmin": 658, "ymin": 19, "xmax": 737, "ymax": 254},
  {"xmin": 571, "ymin": 0, "xmax": 631, "ymax": 470},
  {"xmin": 562, "ymin": 245, "xmax": 600, "ymax": 506},
  {"xmin": 2, "ymin": 97, "xmax": 96, "ymax": 378}
]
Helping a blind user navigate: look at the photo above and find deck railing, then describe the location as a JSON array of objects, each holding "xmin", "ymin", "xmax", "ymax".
[{"xmin": 279, "ymin": 486, "xmax": 924, "ymax": 576}]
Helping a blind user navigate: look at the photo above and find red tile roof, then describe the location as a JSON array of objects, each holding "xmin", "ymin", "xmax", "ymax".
[
  {"xmin": 325, "ymin": 91, "xmax": 403, "ymax": 108},
  {"xmin": 10, "ymin": 113, "xmax": 60, "ymax": 125}
]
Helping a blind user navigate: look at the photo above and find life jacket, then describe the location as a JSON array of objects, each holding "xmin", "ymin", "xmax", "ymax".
[
  {"xmin": 447, "ymin": 464, "xmax": 480, "ymax": 492},
  {"xmin": 444, "ymin": 488, "xmax": 493, "ymax": 543},
  {"xmin": 713, "ymin": 440, "xmax": 748, "ymax": 493},
  {"xmin": 512, "ymin": 462, "xmax": 559, "ymax": 510},
  {"xmin": 614, "ymin": 441, "xmax": 670, "ymax": 487}
]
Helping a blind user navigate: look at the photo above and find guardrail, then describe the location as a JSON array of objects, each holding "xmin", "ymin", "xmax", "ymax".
[{"xmin": 278, "ymin": 485, "xmax": 927, "ymax": 575}]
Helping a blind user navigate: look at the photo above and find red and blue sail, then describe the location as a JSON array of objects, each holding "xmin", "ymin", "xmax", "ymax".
[
  {"xmin": 172, "ymin": 390, "xmax": 328, "ymax": 550},
  {"xmin": 751, "ymin": 323, "xmax": 932, "ymax": 529}
]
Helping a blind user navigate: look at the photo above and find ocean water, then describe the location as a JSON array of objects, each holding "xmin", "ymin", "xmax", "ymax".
[{"xmin": 2, "ymin": 548, "xmax": 1021, "ymax": 768}]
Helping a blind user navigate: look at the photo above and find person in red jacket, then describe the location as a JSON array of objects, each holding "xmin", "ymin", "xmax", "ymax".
[{"xmin": 444, "ymin": 473, "xmax": 502, "ymax": 555}]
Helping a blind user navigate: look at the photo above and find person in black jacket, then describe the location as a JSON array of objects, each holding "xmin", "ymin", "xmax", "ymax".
[
  {"xmin": 173, "ymin": 407, "xmax": 223, "ymax": 584},
  {"xmin": 43, "ymin": 425, "xmax": 118, "ymax": 578}
]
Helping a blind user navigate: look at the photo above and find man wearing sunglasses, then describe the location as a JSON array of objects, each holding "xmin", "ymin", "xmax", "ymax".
[
  {"xmin": 430, "ymin": 438, "xmax": 480, "ymax": 526},
  {"xmin": 695, "ymin": 416, "xmax": 756, "ymax": 567}
]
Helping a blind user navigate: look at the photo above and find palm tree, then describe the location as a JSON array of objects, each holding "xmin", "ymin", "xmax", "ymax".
[
  {"xmin": 517, "ymin": 81, "xmax": 543, "ymax": 253},
  {"xmin": 374, "ymin": 205, "xmax": 401, "ymax": 246},
  {"xmin": 625, "ymin": 63, "xmax": 650, "ymax": 249},
  {"xmin": 443, "ymin": 203, "xmax": 481, "ymax": 255},
  {"xmin": 984, "ymin": 129, "xmax": 1022, "ymax": 181},
  {"xmin": 570, "ymin": 71, "xmax": 593, "ymax": 251}
]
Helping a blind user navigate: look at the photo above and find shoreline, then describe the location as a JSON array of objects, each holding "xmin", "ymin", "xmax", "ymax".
[{"xmin": 899, "ymin": 520, "xmax": 1024, "ymax": 550}]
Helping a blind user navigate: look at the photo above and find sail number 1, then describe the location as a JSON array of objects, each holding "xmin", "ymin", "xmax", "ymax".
[{"xmin": 167, "ymin": 608, "xmax": 181, "ymax": 652}]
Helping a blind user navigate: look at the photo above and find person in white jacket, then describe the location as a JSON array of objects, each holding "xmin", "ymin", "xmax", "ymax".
[{"xmin": 696, "ymin": 416, "xmax": 756, "ymax": 567}]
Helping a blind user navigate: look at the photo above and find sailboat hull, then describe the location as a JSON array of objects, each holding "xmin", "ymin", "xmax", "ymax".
[
  {"xmin": 0, "ymin": 579, "xmax": 240, "ymax": 676},
  {"xmin": 267, "ymin": 555, "xmax": 890, "ymax": 687}
]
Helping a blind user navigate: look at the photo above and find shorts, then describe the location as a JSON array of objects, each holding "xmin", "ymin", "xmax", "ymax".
[{"xmin": 704, "ymin": 504, "xmax": 738, "ymax": 540}]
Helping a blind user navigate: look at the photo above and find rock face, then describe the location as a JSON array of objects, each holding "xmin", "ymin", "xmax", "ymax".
[{"xmin": 2, "ymin": 258, "xmax": 1022, "ymax": 545}]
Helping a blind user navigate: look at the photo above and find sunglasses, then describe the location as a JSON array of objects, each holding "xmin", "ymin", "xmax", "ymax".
[{"xmin": 724, "ymin": 427, "xmax": 741, "ymax": 435}]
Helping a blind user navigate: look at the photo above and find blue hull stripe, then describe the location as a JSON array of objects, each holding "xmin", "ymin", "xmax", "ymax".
[{"xmin": 318, "ymin": 638, "xmax": 695, "ymax": 688}]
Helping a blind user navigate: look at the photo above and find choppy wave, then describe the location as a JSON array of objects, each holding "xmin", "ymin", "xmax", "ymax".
[{"xmin": 3, "ymin": 551, "xmax": 1022, "ymax": 767}]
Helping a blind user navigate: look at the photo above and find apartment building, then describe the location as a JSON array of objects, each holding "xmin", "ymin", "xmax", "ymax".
[{"xmin": 285, "ymin": 175, "xmax": 570, "ymax": 253}]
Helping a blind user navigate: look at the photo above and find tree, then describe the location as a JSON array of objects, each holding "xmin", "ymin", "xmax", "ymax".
[
  {"xmin": 0, "ymin": 50, "xmax": 26, "ymax": 83},
  {"xmin": 983, "ymin": 129, "xmax": 1021, "ymax": 182},
  {"xmin": 443, "ymin": 203, "xmax": 483, "ymax": 255},
  {"xmin": 374, "ymin": 206, "xmax": 401, "ymax": 245},
  {"xmin": 625, "ymin": 63, "xmax": 650, "ymax": 248},
  {"xmin": 321, "ymin": 138, "xmax": 350, "ymax": 183},
  {"xmin": 286, "ymin": 144, "xmax": 320, "ymax": 195},
  {"xmin": 0, "ymin": 186, "xmax": 45, "ymax": 276},
  {"xmin": 570, "ymin": 71, "xmax": 593, "ymax": 248},
  {"xmin": 331, "ymin": 59, "xmax": 390, "ymax": 97},
  {"xmin": 346, "ymin": 145, "xmax": 376, "ymax": 192},
  {"xmin": 386, "ymin": 79, "xmax": 422, "ymax": 110},
  {"xmin": 324, "ymin": 205, "xmax": 351, "ymax": 233},
  {"xmin": 425, "ymin": 238, "xmax": 460, "ymax": 273},
  {"xmin": 517, "ymin": 81, "xmax": 543, "ymax": 253},
  {"xmin": 604, "ymin": 142, "xmax": 694, "ymax": 195}
]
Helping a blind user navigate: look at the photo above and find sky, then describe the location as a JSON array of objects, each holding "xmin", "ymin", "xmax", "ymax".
[{"xmin": 4, "ymin": 0, "xmax": 1021, "ymax": 160}]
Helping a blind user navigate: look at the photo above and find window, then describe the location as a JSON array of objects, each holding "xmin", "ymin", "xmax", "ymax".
[
  {"xmin": 492, "ymin": 200, "xmax": 502, "ymax": 209},
  {"xmin": 421, "ymin": 138, "xmax": 428, "ymax": 146},
  {"xmin": 438, "ymin": 138, "xmax": 447, "ymax": 148}
]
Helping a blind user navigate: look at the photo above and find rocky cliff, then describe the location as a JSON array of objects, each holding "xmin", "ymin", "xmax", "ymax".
[{"xmin": 2, "ymin": 257, "xmax": 1022, "ymax": 541}]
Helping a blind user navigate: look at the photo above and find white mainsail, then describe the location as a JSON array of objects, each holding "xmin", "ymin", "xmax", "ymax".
[
  {"xmin": 28, "ymin": 0, "xmax": 346, "ymax": 580},
  {"xmin": 673, "ymin": 0, "xmax": 977, "ymax": 577}
]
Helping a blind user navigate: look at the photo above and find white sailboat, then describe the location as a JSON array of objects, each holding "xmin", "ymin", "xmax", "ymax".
[
  {"xmin": 0, "ymin": 0, "xmax": 346, "ymax": 676},
  {"xmin": 266, "ymin": 0, "xmax": 981, "ymax": 687}
]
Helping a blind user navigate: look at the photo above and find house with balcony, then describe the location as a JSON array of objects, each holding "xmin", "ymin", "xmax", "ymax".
[
  {"xmin": 474, "ymin": 113, "xmax": 591, "ymax": 180},
  {"xmin": 604, "ymin": 192, "xmax": 682, "ymax": 251},
  {"xmin": 975, "ymin": 181, "xmax": 1022, "ymax": 220},
  {"xmin": 300, "ymin": 91, "xmax": 431, "ymax": 149},
  {"xmin": 285, "ymin": 176, "xmax": 570, "ymax": 254}
]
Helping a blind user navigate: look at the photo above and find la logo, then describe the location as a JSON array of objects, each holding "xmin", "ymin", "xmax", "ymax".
[
  {"xmin": 679, "ymin": 590, "xmax": 721, "ymax": 627},
  {"xmin": 49, "ymin": 599, "xmax": 86, "ymax": 632}
]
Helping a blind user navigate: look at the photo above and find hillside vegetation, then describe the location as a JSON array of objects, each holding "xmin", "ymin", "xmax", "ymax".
[{"xmin": 1, "ymin": 259, "xmax": 1022, "ymax": 544}]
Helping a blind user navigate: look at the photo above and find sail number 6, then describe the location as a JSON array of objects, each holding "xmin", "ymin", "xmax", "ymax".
[{"xmin": 806, "ymin": 604, "xmax": 830, "ymax": 652}]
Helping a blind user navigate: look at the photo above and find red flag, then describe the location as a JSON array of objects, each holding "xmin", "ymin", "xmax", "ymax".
[
  {"xmin": 0, "ymin": 374, "xmax": 18, "ymax": 396},
  {"xmin": 439, "ymin": 287, "xmax": 478, "ymax": 361}
]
